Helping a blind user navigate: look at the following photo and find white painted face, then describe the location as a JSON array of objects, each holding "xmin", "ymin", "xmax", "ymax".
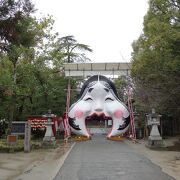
[{"xmin": 68, "ymin": 76, "xmax": 130, "ymax": 138}]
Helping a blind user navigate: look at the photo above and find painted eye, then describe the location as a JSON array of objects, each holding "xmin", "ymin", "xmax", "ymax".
[
  {"xmin": 105, "ymin": 97, "xmax": 114, "ymax": 101},
  {"xmin": 84, "ymin": 97, "xmax": 93, "ymax": 101}
]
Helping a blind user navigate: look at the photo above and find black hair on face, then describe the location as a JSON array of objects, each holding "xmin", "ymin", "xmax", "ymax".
[{"xmin": 79, "ymin": 75, "xmax": 118, "ymax": 98}]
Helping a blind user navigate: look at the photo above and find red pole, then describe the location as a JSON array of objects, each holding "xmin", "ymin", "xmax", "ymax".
[
  {"xmin": 64, "ymin": 80, "xmax": 71, "ymax": 141},
  {"xmin": 127, "ymin": 89, "xmax": 136, "ymax": 141}
]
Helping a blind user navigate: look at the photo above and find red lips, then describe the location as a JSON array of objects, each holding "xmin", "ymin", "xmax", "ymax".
[{"xmin": 86, "ymin": 113, "xmax": 112, "ymax": 121}]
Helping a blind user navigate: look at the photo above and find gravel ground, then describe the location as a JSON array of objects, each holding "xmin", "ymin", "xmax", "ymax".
[{"xmin": 124, "ymin": 136, "xmax": 180, "ymax": 180}]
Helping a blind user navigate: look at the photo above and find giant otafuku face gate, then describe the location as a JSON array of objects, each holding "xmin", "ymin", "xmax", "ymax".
[{"xmin": 62, "ymin": 62, "xmax": 134, "ymax": 139}]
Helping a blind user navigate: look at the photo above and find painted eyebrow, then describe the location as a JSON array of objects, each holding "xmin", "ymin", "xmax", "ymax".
[
  {"xmin": 104, "ymin": 88, "xmax": 109, "ymax": 92},
  {"xmin": 88, "ymin": 88, "xmax": 94, "ymax": 92}
]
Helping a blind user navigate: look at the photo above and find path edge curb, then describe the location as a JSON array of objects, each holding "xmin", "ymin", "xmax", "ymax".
[{"xmin": 52, "ymin": 142, "xmax": 76, "ymax": 179}]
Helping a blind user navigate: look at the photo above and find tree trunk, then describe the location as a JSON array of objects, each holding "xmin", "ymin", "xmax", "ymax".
[{"xmin": 8, "ymin": 62, "xmax": 17, "ymax": 134}]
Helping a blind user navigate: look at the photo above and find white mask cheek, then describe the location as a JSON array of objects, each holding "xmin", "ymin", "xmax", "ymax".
[
  {"xmin": 105, "ymin": 101, "xmax": 129, "ymax": 118},
  {"xmin": 69, "ymin": 100, "xmax": 92, "ymax": 138},
  {"xmin": 69, "ymin": 100, "xmax": 92, "ymax": 118},
  {"xmin": 105, "ymin": 100, "xmax": 120, "ymax": 117},
  {"xmin": 105, "ymin": 100, "xmax": 130, "ymax": 138}
]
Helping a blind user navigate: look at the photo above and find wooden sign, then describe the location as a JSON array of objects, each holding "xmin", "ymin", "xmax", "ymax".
[
  {"xmin": 11, "ymin": 121, "xmax": 26, "ymax": 135},
  {"xmin": 7, "ymin": 135, "xmax": 18, "ymax": 145},
  {"xmin": 24, "ymin": 121, "xmax": 31, "ymax": 153}
]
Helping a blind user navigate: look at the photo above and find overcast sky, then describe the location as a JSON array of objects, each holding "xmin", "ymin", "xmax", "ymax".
[{"xmin": 32, "ymin": 0, "xmax": 149, "ymax": 63}]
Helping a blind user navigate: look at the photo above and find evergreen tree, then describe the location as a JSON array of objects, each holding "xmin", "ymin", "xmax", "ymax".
[
  {"xmin": 131, "ymin": 0, "xmax": 180, "ymax": 132},
  {"xmin": 55, "ymin": 35, "xmax": 93, "ymax": 63}
]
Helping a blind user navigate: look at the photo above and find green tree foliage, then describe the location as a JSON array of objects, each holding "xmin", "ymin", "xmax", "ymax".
[
  {"xmin": 131, "ymin": 0, "xmax": 180, "ymax": 119},
  {"xmin": 15, "ymin": 64, "xmax": 73, "ymax": 119},
  {"xmin": 114, "ymin": 75, "xmax": 133, "ymax": 102},
  {"xmin": 0, "ymin": 0, "xmax": 37, "ymax": 130},
  {"xmin": 0, "ymin": 0, "xmax": 69, "ymax": 126},
  {"xmin": 0, "ymin": 0, "xmax": 92, "ymax": 135}
]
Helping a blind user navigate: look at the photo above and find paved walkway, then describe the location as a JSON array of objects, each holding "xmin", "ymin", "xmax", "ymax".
[{"xmin": 54, "ymin": 135, "xmax": 175, "ymax": 180}]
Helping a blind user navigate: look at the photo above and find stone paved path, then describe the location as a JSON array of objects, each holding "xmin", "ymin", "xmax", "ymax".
[{"xmin": 54, "ymin": 135, "xmax": 175, "ymax": 180}]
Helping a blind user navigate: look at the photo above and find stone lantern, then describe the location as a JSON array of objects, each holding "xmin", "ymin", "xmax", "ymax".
[
  {"xmin": 146, "ymin": 108, "xmax": 164, "ymax": 148},
  {"xmin": 42, "ymin": 110, "xmax": 56, "ymax": 144}
]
